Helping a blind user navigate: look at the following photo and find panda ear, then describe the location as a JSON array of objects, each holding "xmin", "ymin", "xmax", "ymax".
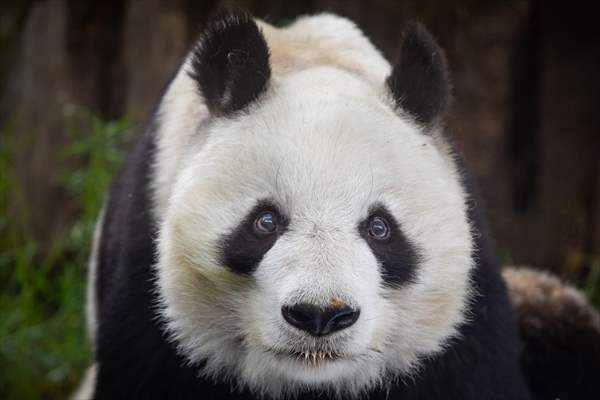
[
  {"xmin": 189, "ymin": 11, "xmax": 271, "ymax": 116},
  {"xmin": 386, "ymin": 22, "xmax": 451, "ymax": 128}
]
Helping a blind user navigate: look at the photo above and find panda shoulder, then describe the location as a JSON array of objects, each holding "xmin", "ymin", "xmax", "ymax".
[
  {"xmin": 503, "ymin": 267, "xmax": 600, "ymax": 398},
  {"xmin": 503, "ymin": 267, "xmax": 600, "ymax": 332}
]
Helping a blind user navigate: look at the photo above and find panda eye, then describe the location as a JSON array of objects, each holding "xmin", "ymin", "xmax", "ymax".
[
  {"xmin": 368, "ymin": 216, "xmax": 390, "ymax": 240},
  {"xmin": 254, "ymin": 211, "xmax": 278, "ymax": 234}
]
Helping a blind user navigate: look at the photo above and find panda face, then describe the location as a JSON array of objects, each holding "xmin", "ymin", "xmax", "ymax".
[{"xmin": 156, "ymin": 61, "xmax": 474, "ymax": 397}]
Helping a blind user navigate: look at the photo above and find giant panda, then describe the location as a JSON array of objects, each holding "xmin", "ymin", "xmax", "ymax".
[{"xmin": 76, "ymin": 10, "xmax": 600, "ymax": 400}]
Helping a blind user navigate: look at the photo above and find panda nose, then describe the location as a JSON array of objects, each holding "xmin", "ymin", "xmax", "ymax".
[{"xmin": 281, "ymin": 303, "xmax": 360, "ymax": 336}]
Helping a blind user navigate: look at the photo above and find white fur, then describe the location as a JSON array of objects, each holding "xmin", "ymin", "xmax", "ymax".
[
  {"xmin": 154, "ymin": 14, "xmax": 474, "ymax": 399},
  {"xmin": 152, "ymin": 58, "xmax": 210, "ymax": 220},
  {"xmin": 256, "ymin": 14, "xmax": 389, "ymax": 83},
  {"xmin": 151, "ymin": 14, "xmax": 390, "ymax": 220},
  {"xmin": 86, "ymin": 205, "xmax": 105, "ymax": 347},
  {"xmin": 72, "ymin": 363, "xmax": 97, "ymax": 400},
  {"xmin": 77, "ymin": 207, "xmax": 103, "ymax": 399}
]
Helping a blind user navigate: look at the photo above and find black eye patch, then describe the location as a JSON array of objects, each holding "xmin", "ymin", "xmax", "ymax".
[
  {"xmin": 218, "ymin": 200, "xmax": 288, "ymax": 275},
  {"xmin": 358, "ymin": 205, "xmax": 420, "ymax": 286}
]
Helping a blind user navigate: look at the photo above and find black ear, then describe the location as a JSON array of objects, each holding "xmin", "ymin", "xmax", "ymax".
[
  {"xmin": 190, "ymin": 11, "xmax": 271, "ymax": 116},
  {"xmin": 386, "ymin": 23, "xmax": 451, "ymax": 128}
]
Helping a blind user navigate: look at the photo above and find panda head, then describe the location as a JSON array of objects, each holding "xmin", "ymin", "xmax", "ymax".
[{"xmin": 156, "ymin": 11, "xmax": 473, "ymax": 398}]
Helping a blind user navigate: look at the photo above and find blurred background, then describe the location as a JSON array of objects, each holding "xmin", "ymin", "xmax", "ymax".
[{"xmin": 0, "ymin": 0, "xmax": 598, "ymax": 398}]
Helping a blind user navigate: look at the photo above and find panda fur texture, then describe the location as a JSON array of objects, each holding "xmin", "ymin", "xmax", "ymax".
[
  {"xmin": 78, "ymin": 11, "xmax": 598, "ymax": 400},
  {"xmin": 503, "ymin": 267, "xmax": 600, "ymax": 399}
]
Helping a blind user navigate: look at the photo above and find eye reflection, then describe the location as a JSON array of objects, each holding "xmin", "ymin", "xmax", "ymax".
[
  {"xmin": 368, "ymin": 216, "xmax": 390, "ymax": 240},
  {"xmin": 254, "ymin": 212, "xmax": 278, "ymax": 234}
]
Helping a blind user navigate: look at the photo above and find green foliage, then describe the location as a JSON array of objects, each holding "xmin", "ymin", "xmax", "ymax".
[
  {"xmin": 0, "ymin": 110, "xmax": 130, "ymax": 400},
  {"xmin": 584, "ymin": 258, "xmax": 600, "ymax": 308}
]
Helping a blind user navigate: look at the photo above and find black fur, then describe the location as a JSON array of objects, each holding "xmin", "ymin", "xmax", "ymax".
[
  {"xmin": 358, "ymin": 204, "xmax": 419, "ymax": 286},
  {"xmin": 189, "ymin": 11, "xmax": 271, "ymax": 116},
  {"xmin": 219, "ymin": 200, "xmax": 289, "ymax": 275},
  {"xmin": 386, "ymin": 22, "xmax": 450, "ymax": 128}
]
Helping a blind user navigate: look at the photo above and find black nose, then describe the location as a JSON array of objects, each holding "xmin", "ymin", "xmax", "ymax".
[{"xmin": 281, "ymin": 303, "xmax": 360, "ymax": 336}]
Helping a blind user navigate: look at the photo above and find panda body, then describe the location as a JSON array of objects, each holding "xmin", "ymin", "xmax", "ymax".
[{"xmin": 81, "ymin": 11, "xmax": 545, "ymax": 400}]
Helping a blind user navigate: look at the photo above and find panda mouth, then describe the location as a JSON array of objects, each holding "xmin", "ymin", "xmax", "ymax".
[{"xmin": 270, "ymin": 348, "xmax": 345, "ymax": 366}]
